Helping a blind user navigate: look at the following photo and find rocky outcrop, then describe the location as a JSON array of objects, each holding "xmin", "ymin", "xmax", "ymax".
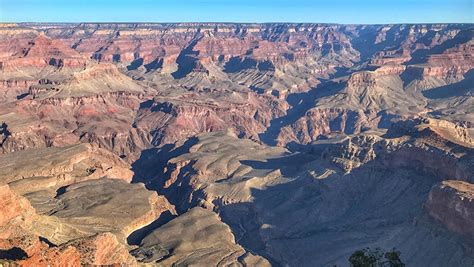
[
  {"xmin": 38, "ymin": 179, "xmax": 175, "ymax": 244},
  {"xmin": 0, "ymin": 184, "xmax": 37, "ymax": 241},
  {"xmin": 132, "ymin": 207, "xmax": 270, "ymax": 266},
  {"xmin": 0, "ymin": 87, "xmax": 147, "ymax": 161},
  {"xmin": 28, "ymin": 63, "xmax": 145, "ymax": 99},
  {"xmin": 141, "ymin": 125, "xmax": 474, "ymax": 266},
  {"xmin": 138, "ymin": 131, "xmax": 289, "ymax": 211},
  {"xmin": 0, "ymin": 23, "xmax": 471, "ymax": 154},
  {"xmin": 0, "ymin": 144, "xmax": 134, "ymax": 195},
  {"xmin": 276, "ymin": 108, "xmax": 381, "ymax": 146},
  {"xmin": 0, "ymin": 32, "xmax": 87, "ymax": 70},
  {"xmin": 0, "ymin": 22, "xmax": 472, "ymax": 266},
  {"xmin": 422, "ymin": 30, "xmax": 474, "ymax": 78},
  {"xmin": 61, "ymin": 232, "xmax": 137, "ymax": 265},
  {"xmin": 136, "ymin": 90, "xmax": 288, "ymax": 146},
  {"xmin": 16, "ymin": 233, "xmax": 137, "ymax": 266},
  {"xmin": 0, "ymin": 185, "xmax": 45, "ymax": 262},
  {"xmin": 0, "ymin": 184, "xmax": 34, "ymax": 226},
  {"xmin": 0, "ymin": 179, "xmax": 173, "ymax": 265},
  {"xmin": 401, "ymin": 29, "xmax": 474, "ymax": 89},
  {"xmin": 17, "ymin": 244, "xmax": 81, "ymax": 266},
  {"xmin": 426, "ymin": 180, "xmax": 474, "ymax": 238},
  {"xmin": 385, "ymin": 117, "xmax": 474, "ymax": 148}
]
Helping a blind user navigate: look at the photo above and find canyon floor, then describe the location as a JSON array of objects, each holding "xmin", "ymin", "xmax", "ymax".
[{"xmin": 0, "ymin": 22, "xmax": 473, "ymax": 266}]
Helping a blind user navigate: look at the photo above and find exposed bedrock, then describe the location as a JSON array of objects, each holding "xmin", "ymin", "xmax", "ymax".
[
  {"xmin": 0, "ymin": 22, "xmax": 472, "ymax": 266},
  {"xmin": 131, "ymin": 207, "xmax": 270, "ymax": 266},
  {"xmin": 426, "ymin": 180, "xmax": 474, "ymax": 238},
  {"xmin": 139, "ymin": 122, "xmax": 473, "ymax": 266}
]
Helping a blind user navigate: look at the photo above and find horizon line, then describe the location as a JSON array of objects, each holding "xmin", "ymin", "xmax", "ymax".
[{"xmin": 3, "ymin": 21, "xmax": 474, "ymax": 26}]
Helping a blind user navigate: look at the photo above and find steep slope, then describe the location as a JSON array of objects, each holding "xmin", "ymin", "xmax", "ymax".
[
  {"xmin": 0, "ymin": 23, "xmax": 472, "ymax": 266},
  {"xmin": 132, "ymin": 207, "xmax": 270, "ymax": 266},
  {"xmin": 138, "ymin": 118, "xmax": 473, "ymax": 266},
  {"xmin": 426, "ymin": 180, "xmax": 474, "ymax": 238}
]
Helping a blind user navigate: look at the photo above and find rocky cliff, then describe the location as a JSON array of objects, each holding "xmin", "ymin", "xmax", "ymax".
[{"xmin": 0, "ymin": 22, "xmax": 472, "ymax": 266}]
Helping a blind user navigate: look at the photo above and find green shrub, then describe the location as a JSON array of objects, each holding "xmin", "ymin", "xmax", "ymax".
[{"xmin": 349, "ymin": 247, "xmax": 404, "ymax": 267}]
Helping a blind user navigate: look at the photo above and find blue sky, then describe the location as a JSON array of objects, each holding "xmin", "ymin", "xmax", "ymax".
[{"xmin": 1, "ymin": 0, "xmax": 472, "ymax": 23}]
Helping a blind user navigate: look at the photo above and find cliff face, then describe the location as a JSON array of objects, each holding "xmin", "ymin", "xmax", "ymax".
[
  {"xmin": 426, "ymin": 180, "xmax": 474, "ymax": 238},
  {"xmin": 0, "ymin": 145, "xmax": 174, "ymax": 265},
  {"xmin": 143, "ymin": 119, "xmax": 474, "ymax": 266},
  {"xmin": 1, "ymin": 23, "xmax": 472, "ymax": 153},
  {"xmin": 0, "ymin": 178, "xmax": 175, "ymax": 265},
  {"xmin": 135, "ymin": 90, "xmax": 288, "ymax": 145},
  {"xmin": 131, "ymin": 207, "xmax": 271, "ymax": 266},
  {"xmin": 0, "ymin": 184, "xmax": 37, "ymax": 237},
  {"xmin": 0, "ymin": 32, "xmax": 87, "ymax": 70},
  {"xmin": 0, "ymin": 23, "xmax": 472, "ymax": 266}
]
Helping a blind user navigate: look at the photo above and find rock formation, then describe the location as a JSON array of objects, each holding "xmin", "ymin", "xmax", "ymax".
[
  {"xmin": 132, "ymin": 207, "xmax": 270, "ymax": 266},
  {"xmin": 426, "ymin": 180, "xmax": 474, "ymax": 238},
  {"xmin": 137, "ymin": 120, "xmax": 473, "ymax": 266},
  {"xmin": 0, "ymin": 22, "xmax": 472, "ymax": 266}
]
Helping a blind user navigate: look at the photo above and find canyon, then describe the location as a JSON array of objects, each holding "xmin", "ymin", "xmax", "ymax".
[{"xmin": 0, "ymin": 22, "xmax": 473, "ymax": 266}]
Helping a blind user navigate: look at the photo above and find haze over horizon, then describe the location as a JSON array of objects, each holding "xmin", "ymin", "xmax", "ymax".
[{"xmin": 1, "ymin": 0, "xmax": 473, "ymax": 24}]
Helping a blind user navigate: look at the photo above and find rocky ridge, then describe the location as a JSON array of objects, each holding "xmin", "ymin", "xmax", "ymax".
[{"xmin": 0, "ymin": 23, "xmax": 472, "ymax": 266}]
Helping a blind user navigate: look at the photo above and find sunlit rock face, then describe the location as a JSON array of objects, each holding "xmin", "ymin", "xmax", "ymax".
[
  {"xmin": 131, "ymin": 207, "xmax": 271, "ymax": 266},
  {"xmin": 135, "ymin": 121, "xmax": 474, "ymax": 266},
  {"xmin": 0, "ymin": 23, "xmax": 472, "ymax": 265}
]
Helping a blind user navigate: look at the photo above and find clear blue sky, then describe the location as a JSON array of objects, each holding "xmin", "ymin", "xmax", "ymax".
[{"xmin": 1, "ymin": 0, "xmax": 472, "ymax": 24}]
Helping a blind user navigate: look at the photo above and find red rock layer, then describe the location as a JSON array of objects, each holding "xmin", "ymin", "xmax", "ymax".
[{"xmin": 1, "ymin": 32, "xmax": 86, "ymax": 70}]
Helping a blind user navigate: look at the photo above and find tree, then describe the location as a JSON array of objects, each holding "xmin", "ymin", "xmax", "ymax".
[
  {"xmin": 349, "ymin": 247, "xmax": 404, "ymax": 267},
  {"xmin": 349, "ymin": 249, "xmax": 378, "ymax": 267},
  {"xmin": 383, "ymin": 249, "xmax": 404, "ymax": 267}
]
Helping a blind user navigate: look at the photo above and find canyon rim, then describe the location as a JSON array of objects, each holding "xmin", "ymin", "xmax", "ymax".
[{"xmin": 0, "ymin": 1, "xmax": 473, "ymax": 266}]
